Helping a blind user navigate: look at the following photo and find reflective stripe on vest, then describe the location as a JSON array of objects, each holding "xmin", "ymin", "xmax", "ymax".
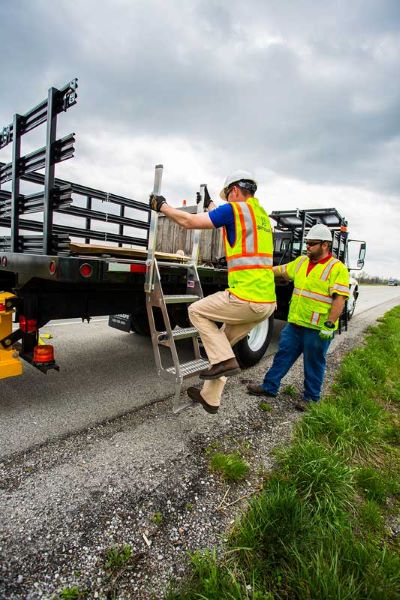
[
  {"xmin": 311, "ymin": 311, "xmax": 321, "ymax": 326},
  {"xmin": 332, "ymin": 283, "xmax": 350, "ymax": 294},
  {"xmin": 293, "ymin": 287, "xmax": 333, "ymax": 305},
  {"xmin": 238, "ymin": 202, "xmax": 257, "ymax": 254},
  {"xmin": 227, "ymin": 255, "xmax": 273, "ymax": 270},
  {"xmin": 320, "ymin": 258, "xmax": 340, "ymax": 281},
  {"xmin": 295, "ymin": 256, "xmax": 308, "ymax": 273}
]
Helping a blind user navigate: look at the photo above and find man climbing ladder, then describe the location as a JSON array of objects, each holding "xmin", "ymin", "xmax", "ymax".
[{"xmin": 149, "ymin": 170, "xmax": 276, "ymax": 414}]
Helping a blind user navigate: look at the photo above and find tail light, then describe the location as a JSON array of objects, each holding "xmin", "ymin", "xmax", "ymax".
[
  {"xmin": 19, "ymin": 316, "xmax": 38, "ymax": 333},
  {"xmin": 80, "ymin": 263, "xmax": 93, "ymax": 278}
]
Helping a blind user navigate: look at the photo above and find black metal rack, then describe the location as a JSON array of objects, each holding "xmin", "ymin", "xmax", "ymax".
[
  {"xmin": 270, "ymin": 208, "xmax": 349, "ymax": 264},
  {"xmin": 0, "ymin": 78, "xmax": 150, "ymax": 256}
]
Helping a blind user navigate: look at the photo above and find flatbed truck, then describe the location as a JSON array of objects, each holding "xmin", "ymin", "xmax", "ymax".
[{"xmin": 0, "ymin": 79, "xmax": 366, "ymax": 389}]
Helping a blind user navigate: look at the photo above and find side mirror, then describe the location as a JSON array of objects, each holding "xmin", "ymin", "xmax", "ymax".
[
  {"xmin": 357, "ymin": 242, "xmax": 366, "ymax": 269},
  {"xmin": 348, "ymin": 240, "xmax": 367, "ymax": 270}
]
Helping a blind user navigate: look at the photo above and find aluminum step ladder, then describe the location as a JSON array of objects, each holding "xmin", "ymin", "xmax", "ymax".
[{"xmin": 145, "ymin": 165, "xmax": 209, "ymax": 412}]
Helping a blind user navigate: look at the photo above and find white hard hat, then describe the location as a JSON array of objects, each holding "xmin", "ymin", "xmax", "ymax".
[
  {"xmin": 220, "ymin": 170, "xmax": 257, "ymax": 200},
  {"xmin": 305, "ymin": 223, "xmax": 332, "ymax": 242}
]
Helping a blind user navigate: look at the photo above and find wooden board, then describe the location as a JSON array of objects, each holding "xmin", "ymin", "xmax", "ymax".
[{"xmin": 69, "ymin": 242, "xmax": 190, "ymax": 262}]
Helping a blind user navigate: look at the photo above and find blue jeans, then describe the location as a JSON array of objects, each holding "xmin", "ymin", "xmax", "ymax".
[{"xmin": 262, "ymin": 323, "xmax": 332, "ymax": 401}]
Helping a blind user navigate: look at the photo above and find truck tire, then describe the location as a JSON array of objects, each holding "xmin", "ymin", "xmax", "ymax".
[
  {"xmin": 346, "ymin": 286, "xmax": 359, "ymax": 321},
  {"xmin": 233, "ymin": 315, "xmax": 274, "ymax": 368}
]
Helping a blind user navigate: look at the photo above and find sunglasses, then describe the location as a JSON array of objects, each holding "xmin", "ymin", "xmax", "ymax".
[{"xmin": 305, "ymin": 240, "xmax": 323, "ymax": 247}]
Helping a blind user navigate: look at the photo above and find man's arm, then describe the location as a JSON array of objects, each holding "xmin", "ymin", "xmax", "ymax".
[
  {"xmin": 160, "ymin": 204, "xmax": 214, "ymax": 230},
  {"xmin": 273, "ymin": 263, "xmax": 294, "ymax": 281},
  {"xmin": 327, "ymin": 293, "xmax": 346, "ymax": 324}
]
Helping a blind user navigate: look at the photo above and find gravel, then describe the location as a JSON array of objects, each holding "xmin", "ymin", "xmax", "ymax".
[{"xmin": 1, "ymin": 301, "xmax": 399, "ymax": 600}]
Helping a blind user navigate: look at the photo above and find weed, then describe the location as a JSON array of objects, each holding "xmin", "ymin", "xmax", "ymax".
[
  {"xmin": 104, "ymin": 544, "xmax": 132, "ymax": 572},
  {"xmin": 282, "ymin": 385, "xmax": 297, "ymax": 397},
  {"xmin": 185, "ymin": 502, "xmax": 194, "ymax": 511},
  {"xmin": 259, "ymin": 401, "xmax": 272, "ymax": 412},
  {"xmin": 58, "ymin": 587, "xmax": 87, "ymax": 600},
  {"xmin": 151, "ymin": 511, "xmax": 164, "ymax": 525},
  {"xmin": 209, "ymin": 452, "xmax": 249, "ymax": 482}
]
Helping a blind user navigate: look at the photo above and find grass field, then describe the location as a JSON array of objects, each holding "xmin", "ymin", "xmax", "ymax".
[{"xmin": 167, "ymin": 306, "xmax": 400, "ymax": 600}]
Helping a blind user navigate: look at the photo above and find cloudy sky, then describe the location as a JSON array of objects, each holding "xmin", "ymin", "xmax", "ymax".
[{"xmin": 1, "ymin": 0, "xmax": 399, "ymax": 278}]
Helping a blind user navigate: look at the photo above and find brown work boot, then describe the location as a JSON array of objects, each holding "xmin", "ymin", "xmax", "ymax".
[
  {"xmin": 187, "ymin": 387, "xmax": 219, "ymax": 414},
  {"xmin": 199, "ymin": 357, "xmax": 241, "ymax": 380},
  {"xmin": 246, "ymin": 383, "xmax": 277, "ymax": 398}
]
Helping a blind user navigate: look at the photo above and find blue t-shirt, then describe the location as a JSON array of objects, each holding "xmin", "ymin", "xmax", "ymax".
[{"xmin": 208, "ymin": 203, "xmax": 235, "ymax": 246}]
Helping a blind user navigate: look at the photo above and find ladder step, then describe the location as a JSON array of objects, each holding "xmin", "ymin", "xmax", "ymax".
[
  {"xmin": 165, "ymin": 358, "xmax": 209, "ymax": 378},
  {"xmin": 164, "ymin": 294, "xmax": 200, "ymax": 304},
  {"xmin": 158, "ymin": 327, "xmax": 198, "ymax": 343}
]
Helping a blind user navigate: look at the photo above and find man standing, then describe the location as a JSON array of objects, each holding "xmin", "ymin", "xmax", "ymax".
[
  {"xmin": 247, "ymin": 223, "xmax": 350, "ymax": 411},
  {"xmin": 149, "ymin": 171, "xmax": 276, "ymax": 414}
]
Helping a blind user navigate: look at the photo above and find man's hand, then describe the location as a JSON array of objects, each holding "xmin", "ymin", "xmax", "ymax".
[
  {"xmin": 196, "ymin": 185, "xmax": 213, "ymax": 209},
  {"xmin": 149, "ymin": 194, "xmax": 167, "ymax": 212},
  {"xmin": 319, "ymin": 321, "xmax": 335, "ymax": 341}
]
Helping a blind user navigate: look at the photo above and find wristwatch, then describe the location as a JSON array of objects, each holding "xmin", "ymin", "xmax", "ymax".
[{"xmin": 324, "ymin": 321, "xmax": 335, "ymax": 329}]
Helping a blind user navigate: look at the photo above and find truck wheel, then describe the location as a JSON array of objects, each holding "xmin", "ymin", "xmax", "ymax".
[
  {"xmin": 233, "ymin": 315, "xmax": 274, "ymax": 368},
  {"xmin": 346, "ymin": 287, "xmax": 358, "ymax": 321}
]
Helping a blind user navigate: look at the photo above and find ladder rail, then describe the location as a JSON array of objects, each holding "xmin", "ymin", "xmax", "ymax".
[
  {"xmin": 144, "ymin": 164, "xmax": 163, "ymax": 293},
  {"xmin": 145, "ymin": 167, "xmax": 209, "ymax": 412}
]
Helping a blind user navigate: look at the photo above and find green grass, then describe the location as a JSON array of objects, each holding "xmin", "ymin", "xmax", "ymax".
[
  {"xmin": 209, "ymin": 452, "xmax": 249, "ymax": 482},
  {"xmin": 282, "ymin": 384, "xmax": 297, "ymax": 397},
  {"xmin": 259, "ymin": 401, "xmax": 272, "ymax": 412},
  {"xmin": 167, "ymin": 306, "xmax": 400, "ymax": 599}
]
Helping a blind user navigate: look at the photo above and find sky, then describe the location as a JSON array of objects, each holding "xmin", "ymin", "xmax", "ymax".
[{"xmin": 0, "ymin": 0, "xmax": 399, "ymax": 278}]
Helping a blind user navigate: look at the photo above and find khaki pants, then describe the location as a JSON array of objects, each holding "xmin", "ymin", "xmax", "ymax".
[{"xmin": 188, "ymin": 291, "xmax": 276, "ymax": 406}]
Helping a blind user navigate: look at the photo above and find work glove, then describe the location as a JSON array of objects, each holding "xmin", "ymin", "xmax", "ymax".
[
  {"xmin": 149, "ymin": 194, "xmax": 167, "ymax": 212},
  {"xmin": 319, "ymin": 321, "xmax": 335, "ymax": 341},
  {"xmin": 196, "ymin": 185, "xmax": 213, "ymax": 209}
]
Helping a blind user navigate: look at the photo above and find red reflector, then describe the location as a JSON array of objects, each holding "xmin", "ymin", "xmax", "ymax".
[
  {"xmin": 33, "ymin": 344, "xmax": 55, "ymax": 364},
  {"xmin": 80, "ymin": 263, "xmax": 93, "ymax": 278},
  {"xmin": 19, "ymin": 316, "xmax": 38, "ymax": 333},
  {"xmin": 0, "ymin": 303, "xmax": 5, "ymax": 312},
  {"xmin": 130, "ymin": 264, "xmax": 147, "ymax": 273},
  {"xmin": 49, "ymin": 261, "xmax": 57, "ymax": 275}
]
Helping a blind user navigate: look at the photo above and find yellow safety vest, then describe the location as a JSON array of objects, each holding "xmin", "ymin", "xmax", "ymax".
[
  {"xmin": 277, "ymin": 255, "xmax": 350, "ymax": 330},
  {"xmin": 223, "ymin": 198, "xmax": 276, "ymax": 303}
]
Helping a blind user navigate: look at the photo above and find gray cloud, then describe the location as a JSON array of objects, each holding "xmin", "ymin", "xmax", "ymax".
[
  {"xmin": 1, "ymin": 0, "xmax": 399, "ymax": 277},
  {"xmin": 2, "ymin": 0, "xmax": 398, "ymax": 195}
]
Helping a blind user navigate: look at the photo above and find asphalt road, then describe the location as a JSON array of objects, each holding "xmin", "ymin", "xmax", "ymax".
[{"xmin": 1, "ymin": 285, "xmax": 399, "ymax": 458}]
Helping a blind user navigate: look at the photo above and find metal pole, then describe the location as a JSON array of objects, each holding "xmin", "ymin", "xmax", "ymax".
[
  {"xmin": 85, "ymin": 196, "xmax": 92, "ymax": 244},
  {"xmin": 11, "ymin": 114, "xmax": 22, "ymax": 252},
  {"xmin": 118, "ymin": 204, "xmax": 125, "ymax": 247},
  {"xmin": 145, "ymin": 164, "xmax": 163, "ymax": 292},
  {"xmin": 43, "ymin": 87, "xmax": 58, "ymax": 255}
]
